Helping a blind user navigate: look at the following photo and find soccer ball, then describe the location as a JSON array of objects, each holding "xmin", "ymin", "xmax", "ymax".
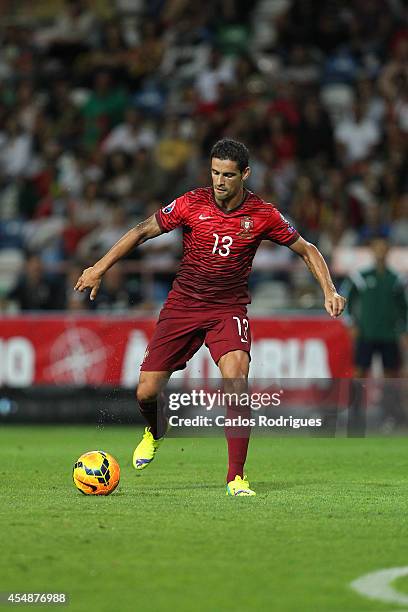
[{"xmin": 72, "ymin": 450, "xmax": 120, "ymax": 495}]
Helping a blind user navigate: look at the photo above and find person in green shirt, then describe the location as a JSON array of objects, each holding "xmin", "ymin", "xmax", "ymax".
[
  {"xmin": 80, "ymin": 71, "xmax": 128, "ymax": 150},
  {"xmin": 343, "ymin": 237, "xmax": 407, "ymax": 376},
  {"xmin": 343, "ymin": 237, "xmax": 407, "ymax": 429}
]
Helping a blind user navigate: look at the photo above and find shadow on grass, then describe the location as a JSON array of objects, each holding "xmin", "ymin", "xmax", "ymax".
[{"xmin": 119, "ymin": 478, "xmax": 325, "ymax": 495}]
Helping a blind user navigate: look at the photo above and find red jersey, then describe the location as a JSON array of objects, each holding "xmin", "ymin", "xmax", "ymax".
[{"xmin": 155, "ymin": 187, "xmax": 299, "ymax": 307}]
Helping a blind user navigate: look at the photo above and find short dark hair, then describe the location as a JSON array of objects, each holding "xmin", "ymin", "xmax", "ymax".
[{"xmin": 211, "ymin": 138, "xmax": 249, "ymax": 172}]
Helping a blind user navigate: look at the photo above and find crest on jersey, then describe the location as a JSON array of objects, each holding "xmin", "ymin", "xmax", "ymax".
[
  {"xmin": 237, "ymin": 215, "xmax": 254, "ymax": 238},
  {"xmin": 162, "ymin": 201, "xmax": 176, "ymax": 214}
]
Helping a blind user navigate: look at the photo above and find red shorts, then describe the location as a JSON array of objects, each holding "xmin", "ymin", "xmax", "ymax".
[{"xmin": 141, "ymin": 305, "xmax": 251, "ymax": 372}]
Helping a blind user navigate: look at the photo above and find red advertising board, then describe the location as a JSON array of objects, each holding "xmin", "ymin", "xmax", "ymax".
[{"xmin": 0, "ymin": 315, "xmax": 353, "ymax": 387}]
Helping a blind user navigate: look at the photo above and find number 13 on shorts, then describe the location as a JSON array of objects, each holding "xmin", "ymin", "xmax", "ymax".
[{"xmin": 233, "ymin": 316, "xmax": 249, "ymax": 343}]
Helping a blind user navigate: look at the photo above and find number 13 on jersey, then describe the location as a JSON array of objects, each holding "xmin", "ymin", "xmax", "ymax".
[
  {"xmin": 233, "ymin": 316, "xmax": 249, "ymax": 343},
  {"xmin": 212, "ymin": 233, "xmax": 233, "ymax": 257}
]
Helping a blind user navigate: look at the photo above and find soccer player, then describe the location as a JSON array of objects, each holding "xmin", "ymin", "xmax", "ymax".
[{"xmin": 75, "ymin": 139, "xmax": 346, "ymax": 496}]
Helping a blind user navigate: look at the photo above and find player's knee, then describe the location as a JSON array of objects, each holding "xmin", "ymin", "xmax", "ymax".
[
  {"xmin": 219, "ymin": 351, "xmax": 250, "ymax": 379},
  {"xmin": 136, "ymin": 382, "xmax": 158, "ymax": 404}
]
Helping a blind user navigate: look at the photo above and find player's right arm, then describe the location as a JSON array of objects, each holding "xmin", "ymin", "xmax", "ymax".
[{"xmin": 74, "ymin": 214, "xmax": 163, "ymax": 300}]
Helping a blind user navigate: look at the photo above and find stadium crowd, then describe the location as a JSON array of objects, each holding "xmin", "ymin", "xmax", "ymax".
[{"xmin": 0, "ymin": 0, "xmax": 407, "ymax": 313}]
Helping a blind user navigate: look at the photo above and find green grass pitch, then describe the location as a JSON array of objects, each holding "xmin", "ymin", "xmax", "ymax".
[{"xmin": 1, "ymin": 426, "xmax": 407, "ymax": 612}]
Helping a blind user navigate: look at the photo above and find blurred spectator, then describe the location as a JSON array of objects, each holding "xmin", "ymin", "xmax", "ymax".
[
  {"xmin": 358, "ymin": 204, "xmax": 390, "ymax": 244},
  {"xmin": 267, "ymin": 80, "xmax": 299, "ymax": 128},
  {"xmin": 130, "ymin": 20, "xmax": 165, "ymax": 83},
  {"xmin": 80, "ymin": 71, "xmax": 128, "ymax": 149},
  {"xmin": 102, "ymin": 108, "xmax": 156, "ymax": 155},
  {"xmin": 14, "ymin": 80, "xmax": 42, "ymax": 134},
  {"xmin": 104, "ymin": 152, "xmax": 133, "ymax": 199},
  {"xmin": 392, "ymin": 81, "xmax": 408, "ymax": 134},
  {"xmin": 195, "ymin": 48, "xmax": 235, "ymax": 106},
  {"xmin": 90, "ymin": 263, "xmax": 140, "ymax": 312},
  {"xmin": 292, "ymin": 176, "xmax": 322, "ymax": 243},
  {"xmin": 296, "ymin": 96, "xmax": 335, "ymax": 166},
  {"xmin": 379, "ymin": 35, "xmax": 408, "ymax": 101},
  {"xmin": 154, "ymin": 116, "xmax": 195, "ymax": 176},
  {"xmin": 335, "ymin": 100, "xmax": 381, "ymax": 166},
  {"xmin": 318, "ymin": 211, "xmax": 358, "ymax": 262},
  {"xmin": 77, "ymin": 203, "xmax": 133, "ymax": 260},
  {"xmin": 355, "ymin": 77, "xmax": 385, "ymax": 126},
  {"xmin": 7, "ymin": 252, "xmax": 64, "ymax": 310},
  {"xmin": 138, "ymin": 200, "xmax": 180, "ymax": 300},
  {"xmin": 62, "ymin": 259, "xmax": 90, "ymax": 311},
  {"xmin": 35, "ymin": 0, "xmax": 98, "ymax": 53},
  {"xmin": 131, "ymin": 147, "xmax": 168, "ymax": 204},
  {"xmin": 84, "ymin": 19, "xmax": 134, "ymax": 85},
  {"xmin": 285, "ymin": 44, "xmax": 320, "ymax": 85},
  {"xmin": 0, "ymin": 114, "xmax": 33, "ymax": 178},
  {"xmin": 63, "ymin": 181, "xmax": 107, "ymax": 256},
  {"xmin": 268, "ymin": 114, "xmax": 296, "ymax": 165},
  {"xmin": 44, "ymin": 79, "xmax": 83, "ymax": 152},
  {"xmin": 390, "ymin": 193, "xmax": 408, "ymax": 246}
]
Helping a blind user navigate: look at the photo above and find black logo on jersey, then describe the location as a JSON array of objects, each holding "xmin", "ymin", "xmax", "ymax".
[{"xmin": 237, "ymin": 216, "xmax": 254, "ymax": 238}]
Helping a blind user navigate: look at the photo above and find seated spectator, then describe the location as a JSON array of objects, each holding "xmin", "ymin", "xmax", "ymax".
[
  {"xmin": 195, "ymin": 48, "xmax": 235, "ymax": 107},
  {"xmin": 80, "ymin": 70, "xmax": 128, "ymax": 150},
  {"xmin": 285, "ymin": 44, "xmax": 321, "ymax": 85},
  {"xmin": 355, "ymin": 77, "xmax": 385, "ymax": 126},
  {"xmin": 137, "ymin": 200, "xmax": 181, "ymax": 301},
  {"xmin": 60, "ymin": 259, "xmax": 90, "ymax": 311},
  {"xmin": 63, "ymin": 181, "xmax": 107, "ymax": 256},
  {"xmin": 390, "ymin": 193, "xmax": 408, "ymax": 246},
  {"xmin": 102, "ymin": 108, "xmax": 156, "ymax": 155},
  {"xmin": 83, "ymin": 19, "xmax": 135, "ymax": 85},
  {"xmin": 379, "ymin": 35, "xmax": 408, "ymax": 101},
  {"xmin": 90, "ymin": 262, "xmax": 140, "ymax": 312},
  {"xmin": 131, "ymin": 147, "xmax": 168, "ymax": 205},
  {"xmin": 358, "ymin": 204, "xmax": 390, "ymax": 244},
  {"xmin": 267, "ymin": 114, "xmax": 296, "ymax": 164},
  {"xmin": 7, "ymin": 252, "xmax": 64, "ymax": 310},
  {"xmin": 129, "ymin": 20, "xmax": 165, "ymax": 83},
  {"xmin": 0, "ymin": 114, "xmax": 33, "ymax": 178},
  {"xmin": 34, "ymin": 0, "xmax": 98, "ymax": 54},
  {"xmin": 335, "ymin": 99, "xmax": 381, "ymax": 165},
  {"xmin": 267, "ymin": 80, "xmax": 300, "ymax": 128},
  {"xmin": 318, "ymin": 211, "xmax": 358, "ymax": 261},
  {"xmin": 44, "ymin": 79, "xmax": 83, "ymax": 152},
  {"xmin": 14, "ymin": 80, "xmax": 42, "ymax": 134},
  {"xmin": 104, "ymin": 151, "xmax": 134, "ymax": 199},
  {"xmin": 76, "ymin": 202, "xmax": 133, "ymax": 260},
  {"xmin": 292, "ymin": 176, "xmax": 323, "ymax": 243},
  {"xmin": 321, "ymin": 46, "xmax": 359, "ymax": 86},
  {"xmin": 392, "ymin": 81, "xmax": 408, "ymax": 134},
  {"xmin": 154, "ymin": 116, "xmax": 195, "ymax": 175},
  {"xmin": 297, "ymin": 96, "xmax": 335, "ymax": 166}
]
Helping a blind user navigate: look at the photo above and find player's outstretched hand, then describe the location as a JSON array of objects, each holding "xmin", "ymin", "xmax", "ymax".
[
  {"xmin": 324, "ymin": 291, "xmax": 346, "ymax": 318},
  {"xmin": 74, "ymin": 266, "xmax": 102, "ymax": 301}
]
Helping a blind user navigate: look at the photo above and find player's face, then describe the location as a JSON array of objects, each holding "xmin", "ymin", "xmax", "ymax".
[{"xmin": 211, "ymin": 158, "xmax": 250, "ymax": 201}]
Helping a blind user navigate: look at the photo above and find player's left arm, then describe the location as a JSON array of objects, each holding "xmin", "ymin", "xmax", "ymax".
[{"xmin": 289, "ymin": 237, "xmax": 346, "ymax": 318}]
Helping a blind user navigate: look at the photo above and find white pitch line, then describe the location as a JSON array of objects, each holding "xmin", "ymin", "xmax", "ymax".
[{"xmin": 351, "ymin": 566, "xmax": 408, "ymax": 607}]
